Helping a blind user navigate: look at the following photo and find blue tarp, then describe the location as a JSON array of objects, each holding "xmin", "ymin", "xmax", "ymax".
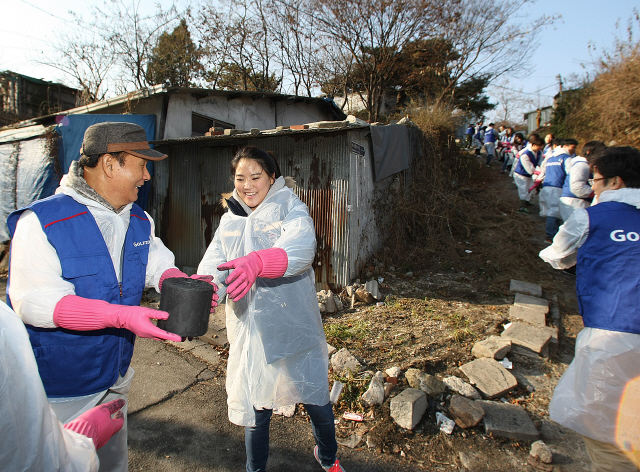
[{"xmin": 56, "ymin": 114, "xmax": 157, "ymax": 210}]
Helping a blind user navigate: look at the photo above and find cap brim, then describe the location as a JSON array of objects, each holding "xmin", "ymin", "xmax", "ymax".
[{"xmin": 125, "ymin": 148, "xmax": 167, "ymax": 161}]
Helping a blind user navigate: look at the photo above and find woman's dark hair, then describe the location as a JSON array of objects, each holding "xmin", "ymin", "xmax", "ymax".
[
  {"xmin": 591, "ymin": 146, "xmax": 640, "ymax": 188},
  {"xmin": 552, "ymin": 137, "xmax": 564, "ymax": 147},
  {"xmin": 231, "ymin": 146, "xmax": 282, "ymax": 178},
  {"xmin": 528, "ymin": 134, "xmax": 544, "ymax": 146},
  {"xmin": 581, "ymin": 141, "xmax": 606, "ymax": 163},
  {"xmin": 514, "ymin": 132, "xmax": 525, "ymax": 143}
]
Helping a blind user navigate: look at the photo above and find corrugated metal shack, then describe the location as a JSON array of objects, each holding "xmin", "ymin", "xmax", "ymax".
[{"xmin": 150, "ymin": 123, "xmax": 421, "ymax": 289}]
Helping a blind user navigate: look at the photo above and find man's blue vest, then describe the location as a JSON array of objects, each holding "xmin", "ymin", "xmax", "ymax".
[
  {"xmin": 543, "ymin": 153, "xmax": 568, "ymax": 188},
  {"xmin": 514, "ymin": 149, "xmax": 539, "ymax": 177},
  {"xmin": 7, "ymin": 194, "xmax": 151, "ymax": 397},
  {"xmin": 561, "ymin": 158, "xmax": 591, "ymax": 199},
  {"xmin": 484, "ymin": 129, "xmax": 497, "ymax": 143},
  {"xmin": 576, "ymin": 201, "xmax": 640, "ymax": 334}
]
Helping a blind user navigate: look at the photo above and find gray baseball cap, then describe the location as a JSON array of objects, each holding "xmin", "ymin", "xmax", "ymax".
[{"xmin": 80, "ymin": 122, "xmax": 167, "ymax": 161}]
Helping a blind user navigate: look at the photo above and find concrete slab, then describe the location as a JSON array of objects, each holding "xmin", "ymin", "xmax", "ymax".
[
  {"xmin": 477, "ymin": 400, "xmax": 539, "ymax": 441},
  {"xmin": 509, "ymin": 280, "xmax": 543, "ymax": 297},
  {"xmin": 509, "ymin": 305, "xmax": 547, "ymax": 326},
  {"xmin": 459, "ymin": 358, "xmax": 518, "ymax": 399},
  {"xmin": 514, "ymin": 293, "xmax": 549, "ymax": 314},
  {"xmin": 390, "ymin": 388, "xmax": 428, "ymax": 430},
  {"xmin": 471, "ymin": 336, "xmax": 512, "ymax": 359},
  {"xmin": 502, "ymin": 322, "xmax": 552, "ymax": 355}
]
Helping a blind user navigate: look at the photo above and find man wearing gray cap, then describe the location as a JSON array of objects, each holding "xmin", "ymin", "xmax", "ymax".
[{"xmin": 6, "ymin": 122, "xmax": 217, "ymax": 471}]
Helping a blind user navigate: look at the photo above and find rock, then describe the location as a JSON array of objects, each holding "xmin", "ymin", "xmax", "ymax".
[
  {"xmin": 514, "ymin": 293, "xmax": 549, "ymax": 314},
  {"xmin": 405, "ymin": 271, "xmax": 414, "ymax": 277},
  {"xmin": 449, "ymin": 395, "xmax": 485, "ymax": 428},
  {"xmin": 509, "ymin": 279, "xmax": 543, "ymax": 297},
  {"xmin": 250, "ymin": 128, "xmax": 260, "ymax": 136},
  {"xmin": 327, "ymin": 343, "xmax": 337, "ymax": 358},
  {"xmin": 308, "ymin": 120, "xmax": 349, "ymax": 129},
  {"xmin": 361, "ymin": 372, "xmax": 385, "ymax": 406},
  {"xmin": 530, "ymin": 440, "xmax": 553, "ymax": 464},
  {"xmin": 459, "ymin": 358, "xmax": 518, "ymax": 399},
  {"xmin": 333, "ymin": 295, "xmax": 344, "ymax": 311},
  {"xmin": 527, "ymin": 456, "xmax": 554, "ymax": 471},
  {"xmin": 405, "ymin": 368, "xmax": 423, "ymax": 389},
  {"xmin": 386, "ymin": 366, "xmax": 402, "ymax": 378},
  {"xmin": 331, "ymin": 348, "xmax": 362, "ymax": 376},
  {"xmin": 501, "ymin": 322, "xmax": 552, "ymax": 356},
  {"xmin": 336, "ymin": 432, "xmax": 363, "ymax": 448},
  {"xmin": 384, "ymin": 382, "xmax": 394, "ymax": 398},
  {"xmin": 318, "ymin": 303, "xmax": 326, "ymax": 314},
  {"xmin": 477, "ymin": 400, "xmax": 539, "ymax": 441},
  {"xmin": 509, "ymin": 305, "xmax": 547, "ymax": 326},
  {"xmin": 345, "ymin": 285, "xmax": 356, "ymax": 297},
  {"xmin": 471, "ymin": 336, "xmax": 512, "ymax": 359},
  {"xmin": 355, "ymin": 288, "xmax": 375, "ymax": 304},
  {"xmin": 405, "ymin": 368, "xmax": 445, "ymax": 396},
  {"xmin": 273, "ymin": 404, "xmax": 296, "ymax": 417},
  {"xmin": 390, "ymin": 388, "xmax": 428, "ymax": 430},
  {"xmin": 317, "ymin": 290, "xmax": 337, "ymax": 314},
  {"xmin": 443, "ymin": 376, "xmax": 481, "ymax": 399}
]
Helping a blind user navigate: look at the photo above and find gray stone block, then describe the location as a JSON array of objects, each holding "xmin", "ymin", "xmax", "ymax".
[
  {"xmin": 509, "ymin": 305, "xmax": 547, "ymax": 326},
  {"xmin": 514, "ymin": 293, "xmax": 549, "ymax": 314},
  {"xmin": 330, "ymin": 348, "xmax": 362, "ymax": 376},
  {"xmin": 443, "ymin": 376, "xmax": 481, "ymax": 399},
  {"xmin": 471, "ymin": 336, "xmax": 512, "ymax": 359},
  {"xmin": 501, "ymin": 322, "xmax": 552, "ymax": 355},
  {"xmin": 478, "ymin": 400, "xmax": 539, "ymax": 441},
  {"xmin": 390, "ymin": 388, "xmax": 428, "ymax": 430},
  {"xmin": 510, "ymin": 280, "xmax": 543, "ymax": 297},
  {"xmin": 459, "ymin": 358, "xmax": 518, "ymax": 399}
]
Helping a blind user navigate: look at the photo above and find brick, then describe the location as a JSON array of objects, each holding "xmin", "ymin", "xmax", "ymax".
[
  {"xmin": 509, "ymin": 305, "xmax": 547, "ymax": 326},
  {"xmin": 390, "ymin": 388, "xmax": 428, "ymax": 430},
  {"xmin": 290, "ymin": 124, "xmax": 309, "ymax": 130},
  {"xmin": 459, "ymin": 358, "xmax": 518, "ymax": 399},
  {"xmin": 223, "ymin": 129, "xmax": 247, "ymax": 135},
  {"xmin": 509, "ymin": 280, "xmax": 543, "ymax": 297},
  {"xmin": 449, "ymin": 395, "xmax": 485, "ymax": 428},
  {"xmin": 471, "ymin": 336, "xmax": 512, "ymax": 359},
  {"xmin": 501, "ymin": 322, "xmax": 552, "ymax": 355},
  {"xmin": 477, "ymin": 400, "xmax": 539, "ymax": 441},
  {"xmin": 514, "ymin": 293, "xmax": 549, "ymax": 314}
]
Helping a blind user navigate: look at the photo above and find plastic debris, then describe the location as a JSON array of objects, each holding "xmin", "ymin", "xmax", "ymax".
[
  {"xmin": 436, "ymin": 412, "xmax": 455, "ymax": 434},
  {"xmin": 330, "ymin": 381, "xmax": 344, "ymax": 404},
  {"xmin": 376, "ymin": 302, "xmax": 384, "ymax": 306},
  {"xmin": 465, "ymin": 250, "xmax": 473, "ymax": 254},
  {"xmin": 500, "ymin": 357, "xmax": 513, "ymax": 369},
  {"xmin": 343, "ymin": 412, "xmax": 364, "ymax": 422}
]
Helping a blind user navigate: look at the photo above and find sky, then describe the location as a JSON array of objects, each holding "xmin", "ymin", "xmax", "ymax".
[{"xmin": 1, "ymin": 0, "xmax": 638, "ymax": 122}]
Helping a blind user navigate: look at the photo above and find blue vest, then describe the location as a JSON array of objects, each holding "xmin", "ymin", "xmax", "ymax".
[
  {"xmin": 543, "ymin": 154, "xmax": 567, "ymax": 188},
  {"xmin": 7, "ymin": 194, "xmax": 151, "ymax": 397},
  {"xmin": 514, "ymin": 149, "xmax": 539, "ymax": 177},
  {"xmin": 484, "ymin": 129, "xmax": 497, "ymax": 143},
  {"xmin": 561, "ymin": 159, "xmax": 591, "ymax": 199},
  {"xmin": 576, "ymin": 201, "xmax": 640, "ymax": 334}
]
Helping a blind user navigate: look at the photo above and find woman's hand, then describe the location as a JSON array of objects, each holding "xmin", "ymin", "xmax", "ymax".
[{"xmin": 217, "ymin": 248, "xmax": 288, "ymax": 301}]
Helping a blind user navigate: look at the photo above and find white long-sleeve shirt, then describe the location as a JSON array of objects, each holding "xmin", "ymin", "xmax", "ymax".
[
  {"xmin": 9, "ymin": 186, "xmax": 176, "ymax": 328},
  {"xmin": 540, "ymin": 188, "xmax": 640, "ymax": 446}
]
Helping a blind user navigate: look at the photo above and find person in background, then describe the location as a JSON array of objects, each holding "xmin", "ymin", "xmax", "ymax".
[
  {"xmin": 499, "ymin": 127, "xmax": 515, "ymax": 174},
  {"xmin": 559, "ymin": 141, "xmax": 607, "ymax": 221},
  {"xmin": 198, "ymin": 146, "xmax": 345, "ymax": 472},
  {"xmin": 1, "ymin": 299, "xmax": 124, "ymax": 472},
  {"xmin": 483, "ymin": 123, "xmax": 500, "ymax": 167},
  {"xmin": 508, "ymin": 132, "xmax": 528, "ymax": 177},
  {"xmin": 465, "ymin": 124, "xmax": 475, "ymax": 149},
  {"xmin": 472, "ymin": 121, "xmax": 485, "ymax": 156},
  {"xmin": 539, "ymin": 138, "xmax": 572, "ymax": 241},
  {"xmin": 6, "ymin": 122, "xmax": 218, "ymax": 472},
  {"xmin": 513, "ymin": 134, "xmax": 544, "ymax": 213},
  {"xmin": 540, "ymin": 146, "xmax": 640, "ymax": 472}
]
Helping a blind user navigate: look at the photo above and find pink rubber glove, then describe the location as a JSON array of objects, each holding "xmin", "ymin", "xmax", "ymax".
[
  {"xmin": 528, "ymin": 179, "xmax": 543, "ymax": 192},
  {"xmin": 217, "ymin": 248, "xmax": 288, "ymax": 301},
  {"xmin": 54, "ymin": 295, "xmax": 181, "ymax": 342},
  {"xmin": 64, "ymin": 399, "xmax": 125, "ymax": 449},
  {"xmin": 159, "ymin": 268, "xmax": 219, "ymax": 309}
]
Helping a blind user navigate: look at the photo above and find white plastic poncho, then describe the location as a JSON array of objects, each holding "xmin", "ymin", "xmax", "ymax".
[
  {"xmin": 559, "ymin": 156, "xmax": 593, "ymax": 222},
  {"xmin": 0, "ymin": 300, "xmax": 98, "ymax": 472},
  {"xmin": 541, "ymin": 188, "xmax": 640, "ymax": 446},
  {"xmin": 198, "ymin": 177, "xmax": 330, "ymax": 427}
]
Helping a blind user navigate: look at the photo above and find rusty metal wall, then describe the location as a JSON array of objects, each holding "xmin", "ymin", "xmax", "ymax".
[{"xmin": 149, "ymin": 127, "xmax": 404, "ymax": 288}]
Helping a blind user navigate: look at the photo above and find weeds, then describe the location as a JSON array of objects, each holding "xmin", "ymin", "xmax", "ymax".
[
  {"xmin": 331, "ymin": 370, "xmax": 370, "ymax": 412},
  {"xmin": 324, "ymin": 321, "xmax": 370, "ymax": 348}
]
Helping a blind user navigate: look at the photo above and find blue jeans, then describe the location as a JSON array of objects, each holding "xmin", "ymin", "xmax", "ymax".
[
  {"xmin": 546, "ymin": 216, "xmax": 561, "ymax": 239},
  {"xmin": 245, "ymin": 403, "xmax": 337, "ymax": 472}
]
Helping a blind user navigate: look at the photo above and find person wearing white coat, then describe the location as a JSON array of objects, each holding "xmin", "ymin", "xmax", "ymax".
[
  {"xmin": 6, "ymin": 122, "xmax": 216, "ymax": 472},
  {"xmin": 198, "ymin": 146, "xmax": 345, "ymax": 472},
  {"xmin": 0, "ymin": 300, "xmax": 127, "ymax": 471},
  {"xmin": 540, "ymin": 147, "xmax": 640, "ymax": 472}
]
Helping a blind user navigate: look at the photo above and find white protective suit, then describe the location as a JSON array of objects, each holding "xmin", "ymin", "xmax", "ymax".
[
  {"xmin": 0, "ymin": 300, "xmax": 98, "ymax": 472},
  {"xmin": 559, "ymin": 156, "xmax": 593, "ymax": 222},
  {"xmin": 540, "ymin": 188, "xmax": 640, "ymax": 446},
  {"xmin": 8, "ymin": 162, "xmax": 177, "ymax": 471},
  {"xmin": 539, "ymin": 147, "xmax": 570, "ymax": 219},
  {"xmin": 513, "ymin": 143, "xmax": 539, "ymax": 201},
  {"xmin": 198, "ymin": 177, "xmax": 330, "ymax": 427}
]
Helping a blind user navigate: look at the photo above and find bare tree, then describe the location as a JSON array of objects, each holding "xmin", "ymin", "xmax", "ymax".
[
  {"xmin": 489, "ymin": 79, "xmax": 535, "ymax": 124},
  {"xmin": 436, "ymin": 0, "xmax": 555, "ymax": 104},
  {"xmin": 38, "ymin": 30, "xmax": 116, "ymax": 104}
]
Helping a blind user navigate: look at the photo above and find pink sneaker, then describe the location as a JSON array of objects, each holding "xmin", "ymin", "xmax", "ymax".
[{"xmin": 314, "ymin": 445, "xmax": 346, "ymax": 472}]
